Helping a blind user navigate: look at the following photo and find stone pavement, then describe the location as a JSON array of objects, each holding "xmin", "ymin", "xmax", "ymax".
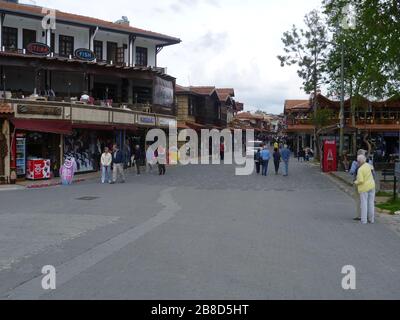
[{"xmin": 0, "ymin": 159, "xmax": 399, "ymax": 299}]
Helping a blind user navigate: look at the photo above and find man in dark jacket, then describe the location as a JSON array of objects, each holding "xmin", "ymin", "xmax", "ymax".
[
  {"xmin": 133, "ymin": 145, "xmax": 142, "ymax": 175},
  {"xmin": 111, "ymin": 144, "xmax": 125, "ymax": 183}
]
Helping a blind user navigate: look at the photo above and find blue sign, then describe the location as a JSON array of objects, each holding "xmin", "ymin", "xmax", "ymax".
[{"xmin": 75, "ymin": 48, "xmax": 96, "ymax": 61}]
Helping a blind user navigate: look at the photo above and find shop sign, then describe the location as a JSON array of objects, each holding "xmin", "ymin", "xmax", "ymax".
[
  {"xmin": 153, "ymin": 77, "xmax": 174, "ymax": 108},
  {"xmin": 158, "ymin": 118, "xmax": 176, "ymax": 127},
  {"xmin": 17, "ymin": 105, "xmax": 62, "ymax": 116},
  {"xmin": 137, "ymin": 115, "xmax": 156, "ymax": 126},
  {"xmin": 26, "ymin": 42, "xmax": 51, "ymax": 56},
  {"xmin": 75, "ymin": 48, "xmax": 96, "ymax": 62}
]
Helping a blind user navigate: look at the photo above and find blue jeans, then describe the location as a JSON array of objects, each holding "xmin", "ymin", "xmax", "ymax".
[
  {"xmin": 101, "ymin": 165, "xmax": 111, "ymax": 183},
  {"xmin": 262, "ymin": 160, "xmax": 269, "ymax": 176},
  {"xmin": 283, "ymin": 161, "xmax": 289, "ymax": 176}
]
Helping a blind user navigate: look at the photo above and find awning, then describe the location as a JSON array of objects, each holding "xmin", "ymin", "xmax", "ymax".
[
  {"xmin": 11, "ymin": 118, "xmax": 72, "ymax": 135},
  {"xmin": 72, "ymin": 122, "xmax": 138, "ymax": 132}
]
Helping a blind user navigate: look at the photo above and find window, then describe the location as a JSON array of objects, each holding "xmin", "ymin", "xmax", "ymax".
[
  {"xmin": 59, "ymin": 35, "xmax": 74, "ymax": 57},
  {"xmin": 94, "ymin": 40, "xmax": 103, "ymax": 60},
  {"xmin": 135, "ymin": 47, "xmax": 148, "ymax": 66},
  {"xmin": 107, "ymin": 42, "xmax": 117, "ymax": 63},
  {"xmin": 2, "ymin": 26, "xmax": 18, "ymax": 50},
  {"xmin": 23, "ymin": 29, "xmax": 36, "ymax": 49}
]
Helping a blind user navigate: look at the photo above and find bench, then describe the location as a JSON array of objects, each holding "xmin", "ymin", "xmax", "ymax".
[{"xmin": 382, "ymin": 169, "xmax": 395, "ymax": 181}]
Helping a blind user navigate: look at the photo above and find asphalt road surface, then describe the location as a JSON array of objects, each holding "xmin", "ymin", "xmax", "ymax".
[{"xmin": 0, "ymin": 160, "xmax": 399, "ymax": 299}]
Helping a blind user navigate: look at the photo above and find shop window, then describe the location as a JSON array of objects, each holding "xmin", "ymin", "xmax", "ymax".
[
  {"xmin": 132, "ymin": 86, "xmax": 152, "ymax": 104},
  {"xmin": 59, "ymin": 35, "xmax": 74, "ymax": 57},
  {"xmin": 107, "ymin": 41, "xmax": 117, "ymax": 63},
  {"xmin": 94, "ymin": 40, "xmax": 103, "ymax": 60},
  {"xmin": 2, "ymin": 26, "xmax": 18, "ymax": 50},
  {"xmin": 135, "ymin": 47, "xmax": 148, "ymax": 66},
  {"xmin": 23, "ymin": 29, "xmax": 36, "ymax": 49}
]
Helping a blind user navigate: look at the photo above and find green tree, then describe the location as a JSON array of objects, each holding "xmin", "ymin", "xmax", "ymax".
[{"xmin": 278, "ymin": 9, "xmax": 330, "ymax": 159}]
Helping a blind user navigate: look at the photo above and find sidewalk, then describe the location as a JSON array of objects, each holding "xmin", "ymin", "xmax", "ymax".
[
  {"xmin": 0, "ymin": 171, "xmax": 100, "ymax": 191},
  {"xmin": 327, "ymin": 169, "xmax": 400, "ymax": 237}
]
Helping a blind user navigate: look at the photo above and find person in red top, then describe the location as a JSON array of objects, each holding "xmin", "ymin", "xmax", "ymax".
[{"xmin": 220, "ymin": 141, "xmax": 225, "ymax": 162}]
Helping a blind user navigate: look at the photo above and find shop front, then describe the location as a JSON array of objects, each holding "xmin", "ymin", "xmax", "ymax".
[
  {"xmin": 65, "ymin": 125, "xmax": 117, "ymax": 174},
  {"xmin": 11, "ymin": 119, "xmax": 72, "ymax": 180}
]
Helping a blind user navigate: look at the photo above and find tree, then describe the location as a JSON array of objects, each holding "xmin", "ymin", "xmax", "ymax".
[
  {"xmin": 278, "ymin": 9, "xmax": 330, "ymax": 159},
  {"xmin": 323, "ymin": 0, "xmax": 400, "ymax": 154}
]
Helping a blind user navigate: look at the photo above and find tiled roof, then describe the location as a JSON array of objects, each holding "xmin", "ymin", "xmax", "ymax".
[
  {"xmin": 235, "ymin": 112, "xmax": 264, "ymax": 120},
  {"xmin": 190, "ymin": 86, "xmax": 216, "ymax": 95},
  {"xmin": 284, "ymin": 100, "xmax": 310, "ymax": 111},
  {"xmin": 0, "ymin": 0, "xmax": 181, "ymax": 44},
  {"xmin": 175, "ymin": 85, "xmax": 216, "ymax": 96},
  {"xmin": 0, "ymin": 103, "xmax": 13, "ymax": 114},
  {"xmin": 215, "ymin": 88, "xmax": 234, "ymax": 102}
]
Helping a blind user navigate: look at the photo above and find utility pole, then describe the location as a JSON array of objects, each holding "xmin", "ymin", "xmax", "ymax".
[{"xmin": 339, "ymin": 42, "xmax": 345, "ymax": 157}]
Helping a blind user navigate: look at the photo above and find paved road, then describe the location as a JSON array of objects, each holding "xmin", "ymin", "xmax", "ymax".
[{"xmin": 0, "ymin": 160, "xmax": 399, "ymax": 299}]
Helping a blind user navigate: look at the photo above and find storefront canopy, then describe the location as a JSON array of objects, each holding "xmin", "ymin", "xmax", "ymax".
[{"xmin": 11, "ymin": 118, "xmax": 73, "ymax": 135}]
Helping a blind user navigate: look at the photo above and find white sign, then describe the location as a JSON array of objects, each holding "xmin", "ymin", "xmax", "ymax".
[{"xmin": 158, "ymin": 118, "xmax": 176, "ymax": 127}]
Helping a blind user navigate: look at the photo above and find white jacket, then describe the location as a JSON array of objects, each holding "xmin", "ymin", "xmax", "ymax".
[{"xmin": 101, "ymin": 152, "xmax": 112, "ymax": 166}]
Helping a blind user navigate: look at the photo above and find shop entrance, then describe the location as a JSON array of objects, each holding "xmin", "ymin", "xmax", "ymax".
[{"xmin": 16, "ymin": 131, "xmax": 61, "ymax": 179}]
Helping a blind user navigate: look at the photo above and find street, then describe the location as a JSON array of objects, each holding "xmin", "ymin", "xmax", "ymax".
[{"xmin": 0, "ymin": 160, "xmax": 399, "ymax": 300}]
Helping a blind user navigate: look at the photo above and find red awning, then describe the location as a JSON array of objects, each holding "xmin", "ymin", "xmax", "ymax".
[{"xmin": 11, "ymin": 118, "xmax": 72, "ymax": 135}]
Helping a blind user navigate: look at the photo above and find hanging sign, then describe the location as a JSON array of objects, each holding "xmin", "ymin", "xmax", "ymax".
[
  {"xmin": 75, "ymin": 48, "xmax": 96, "ymax": 62},
  {"xmin": 26, "ymin": 42, "xmax": 51, "ymax": 56}
]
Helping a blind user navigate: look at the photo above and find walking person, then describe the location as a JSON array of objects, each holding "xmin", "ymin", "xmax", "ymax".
[
  {"xmin": 146, "ymin": 144, "xmax": 155, "ymax": 173},
  {"xmin": 100, "ymin": 147, "xmax": 112, "ymax": 184},
  {"xmin": 273, "ymin": 148, "xmax": 281, "ymax": 175},
  {"xmin": 260, "ymin": 145, "xmax": 271, "ymax": 176},
  {"xmin": 220, "ymin": 141, "xmax": 225, "ymax": 162},
  {"xmin": 350, "ymin": 149, "xmax": 369, "ymax": 221},
  {"xmin": 157, "ymin": 145, "xmax": 167, "ymax": 176},
  {"xmin": 133, "ymin": 145, "xmax": 142, "ymax": 176},
  {"xmin": 254, "ymin": 148, "xmax": 261, "ymax": 175},
  {"xmin": 354, "ymin": 154, "xmax": 376, "ymax": 224},
  {"xmin": 281, "ymin": 144, "xmax": 291, "ymax": 176},
  {"xmin": 111, "ymin": 144, "xmax": 125, "ymax": 184}
]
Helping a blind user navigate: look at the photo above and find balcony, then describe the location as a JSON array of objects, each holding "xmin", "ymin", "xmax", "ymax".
[{"xmin": 2, "ymin": 98, "xmax": 176, "ymax": 129}]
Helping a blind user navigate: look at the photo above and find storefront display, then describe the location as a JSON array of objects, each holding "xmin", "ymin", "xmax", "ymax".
[
  {"xmin": 26, "ymin": 158, "xmax": 51, "ymax": 180},
  {"xmin": 64, "ymin": 129, "xmax": 114, "ymax": 173},
  {"xmin": 16, "ymin": 133, "xmax": 26, "ymax": 177}
]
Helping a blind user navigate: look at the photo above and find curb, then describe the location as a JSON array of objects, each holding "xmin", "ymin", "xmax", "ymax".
[{"xmin": 25, "ymin": 178, "xmax": 86, "ymax": 189}]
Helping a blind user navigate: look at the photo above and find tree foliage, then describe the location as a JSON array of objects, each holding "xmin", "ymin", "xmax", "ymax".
[{"xmin": 278, "ymin": 10, "xmax": 329, "ymax": 96}]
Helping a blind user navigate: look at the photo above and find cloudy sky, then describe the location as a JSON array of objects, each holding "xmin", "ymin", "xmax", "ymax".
[{"xmin": 22, "ymin": 0, "xmax": 323, "ymax": 114}]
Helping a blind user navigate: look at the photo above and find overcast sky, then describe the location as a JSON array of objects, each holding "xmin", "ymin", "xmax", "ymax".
[{"xmin": 22, "ymin": 0, "xmax": 323, "ymax": 114}]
